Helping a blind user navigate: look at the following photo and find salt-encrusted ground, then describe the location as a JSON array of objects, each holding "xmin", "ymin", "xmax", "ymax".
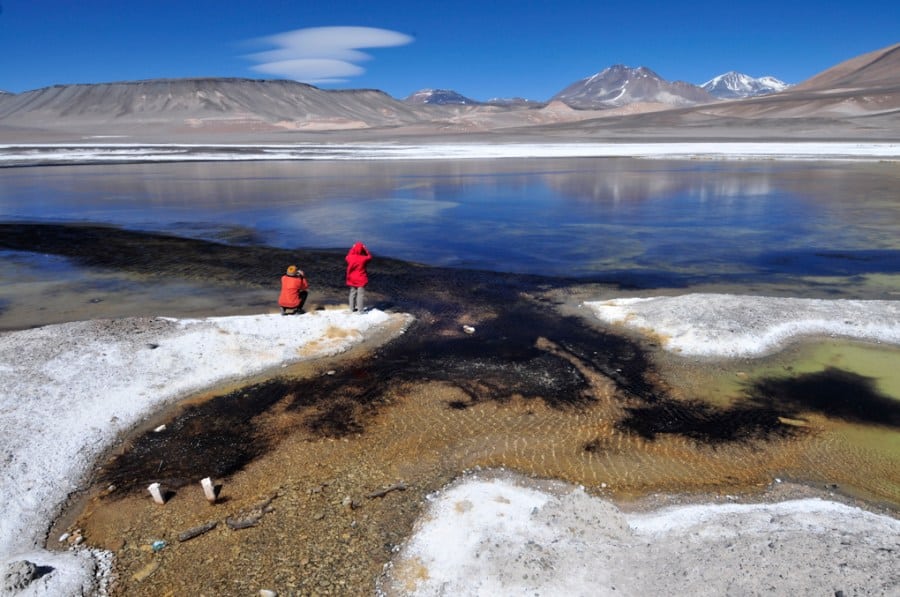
[
  {"xmin": 0, "ymin": 308, "xmax": 411, "ymax": 595},
  {"xmin": 380, "ymin": 471, "xmax": 900, "ymax": 597},
  {"xmin": 1, "ymin": 141, "xmax": 899, "ymax": 166},
  {"xmin": 585, "ymin": 293, "xmax": 900, "ymax": 358}
]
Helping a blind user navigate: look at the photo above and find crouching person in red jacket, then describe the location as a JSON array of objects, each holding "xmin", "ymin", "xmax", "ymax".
[
  {"xmin": 345, "ymin": 242, "xmax": 372, "ymax": 313},
  {"xmin": 279, "ymin": 265, "xmax": 309, "ymax": 315}
]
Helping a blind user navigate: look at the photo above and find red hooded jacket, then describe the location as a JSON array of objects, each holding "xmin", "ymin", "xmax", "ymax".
[{"xmin": 345, "ymin": 242, "xmax": 372, "ymax": 287}]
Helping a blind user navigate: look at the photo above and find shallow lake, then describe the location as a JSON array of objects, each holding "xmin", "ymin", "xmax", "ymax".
[{"xmin": 1, "ymin": 157, "xmax": 899, "ymax": 297}]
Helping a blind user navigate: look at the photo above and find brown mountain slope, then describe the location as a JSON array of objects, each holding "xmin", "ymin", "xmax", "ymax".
[
  {"xmin": 670, "ymin": 42, "xmax": 900, "ymax": 125},
  {"xmin": 0, "ymin": 78, "xmax": 436, "ymax": 134},
  {"xmin": 791, "ymin": 42, "xmax": 900, "ymax": 92}
]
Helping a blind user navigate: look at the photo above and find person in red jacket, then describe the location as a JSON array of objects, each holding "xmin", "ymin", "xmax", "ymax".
[
  {"xmin": 278, "ymin": 265, "xmax": 309, "ymax": 315},
  {"xmin": 345, "ymin": 241, "xmax": 372, "ymax": 312}
]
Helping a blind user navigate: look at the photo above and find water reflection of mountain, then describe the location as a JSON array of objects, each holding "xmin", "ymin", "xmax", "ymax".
[
  {"xmin": 541, "ymin": 167, "xmax": 774, "ymax": 203},
  {"xmin": 2, "ymin": 158, "xmax": 898, "ymax": 288}
]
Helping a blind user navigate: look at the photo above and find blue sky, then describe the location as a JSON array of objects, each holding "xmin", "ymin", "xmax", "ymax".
[{"xmin": 1, "ymin": 0, "xmax": 897, "ymax": 100}]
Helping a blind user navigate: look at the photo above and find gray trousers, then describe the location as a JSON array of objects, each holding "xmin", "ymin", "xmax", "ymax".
[{"xmin": 349, "ymin": 286, "xmax": 365, "ymax": 312}]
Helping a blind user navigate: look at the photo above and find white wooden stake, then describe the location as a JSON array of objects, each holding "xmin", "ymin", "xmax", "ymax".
[
  {"xmin": 148, "ymin": 482, "xmax": 165, "ymax": 505},
  {"xmin": 200, "ymin": 477, "xmax": 217, "ymax": 503}
]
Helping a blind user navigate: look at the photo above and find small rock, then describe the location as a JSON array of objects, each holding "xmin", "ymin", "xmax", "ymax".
[
  {"xmin": 259, "ymin": 590, "xmax": 278, "ymax": 597},
  {"xmin": 462, "ymin": 325, "xmax": 475, "ymax": 334},
  {"xmin": 2, "ymin": 560, "xmax": 38, "ymax": 592},
  {"xmin": 153, "ymin": 424, "xmax": 166, "ymax": 433},
  {"xmin": 131, "ymin": 561, "xmax": 160, "ymax": 582},
  {"xmin": 58, "ymin": 533, "xmax": 70, "ymax": 543}
]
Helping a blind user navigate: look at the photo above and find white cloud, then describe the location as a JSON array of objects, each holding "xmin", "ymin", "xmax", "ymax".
[{"xmin": 245, "ymin": 26, "xmax": 413, "ymax": 84}]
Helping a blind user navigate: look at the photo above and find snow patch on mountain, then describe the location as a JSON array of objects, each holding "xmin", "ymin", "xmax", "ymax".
[
  {"xmin": 404, "ymin": 88, "xmax": 480, "ymax": 105},
  {"xmin": 552, "ymin": 65, "xmax": 714, "ymax": 109},
  {"xmin": 702, "ymin": 71, "xmax": 791, "ymax": 99}
]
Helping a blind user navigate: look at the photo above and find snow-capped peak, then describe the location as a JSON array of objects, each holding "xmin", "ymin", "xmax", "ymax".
[
  {"xmin": 404, "ymin": 88, "xmax": 479, "ymax": 105},
  {"xmin": 701, "ymin": 71, "xmax": 791, "ymax": 99}
]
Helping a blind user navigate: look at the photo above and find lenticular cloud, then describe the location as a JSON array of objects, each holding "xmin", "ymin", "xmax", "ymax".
[{"xmin": 246, "ymin": 26, "xmax": 413, "ymax": 83}]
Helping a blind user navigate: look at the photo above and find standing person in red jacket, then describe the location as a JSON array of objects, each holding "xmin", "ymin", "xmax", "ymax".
[
  {"xmin": 345, "ymin": 241, "xmax": 372, "ymax": 312},
  {"xmin": 279, "ymin": 265, "xmax": 309, "ymax": 315}
]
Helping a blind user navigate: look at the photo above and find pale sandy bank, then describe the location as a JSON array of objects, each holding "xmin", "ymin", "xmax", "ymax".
[{"xmin": 379, "ymin": 471, "xmax": 899, "ymax": 596}]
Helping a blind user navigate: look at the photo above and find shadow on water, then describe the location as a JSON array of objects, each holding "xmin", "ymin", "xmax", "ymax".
[
  {"xmin": 5, "ymin": 223, "xmax": 894, "ymax": 495},
  {"xmin": 617, "ymin": 367, "xmax": 900, "ymax": 443},
  {"xmin": 616, "ymin": 399, "xmax": 798, "ymax": 444},
  {"xmin": 745, "ymin": 367, "xmax": 900, "ymax": 428}
]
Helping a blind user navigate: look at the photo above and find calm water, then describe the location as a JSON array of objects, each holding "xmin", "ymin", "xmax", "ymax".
[{"xmin": 1, "ymin": 158, "xmax": 899, "ymax": 296}]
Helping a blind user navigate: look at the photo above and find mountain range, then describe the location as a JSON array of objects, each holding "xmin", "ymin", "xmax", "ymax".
[
  {"xmin": 0, "ymin": 41, "xmax": 898, "ymax": 141},
  {"xmin": 402, "ymin": 69, "xmax": 785, "ymax": 108}
]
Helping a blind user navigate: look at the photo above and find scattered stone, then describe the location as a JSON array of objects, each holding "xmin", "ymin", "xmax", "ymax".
[
  {"xmin": 462, "ymin": 325, "xmax": 475, "ymax": 334},
  {"xmin": 365, "ymin": 482, "xmax": 408, "ymax": 499},
  {"xmin": 342, "ymin": 496, "xmax": 357, "ymax": 510},
  {"xmin": 58, "ymin": 532, "xmax": 70, "ymax": 543},
  {"xmin": 178, "ymin": 521, "xmax": 218, "ymax": 542},
  {"xmin": 226, "ymin": 493, "xmax": 278, "ymax": 530},
  {"xmin": 2, "ymin": 560, "xmax": 38, "ymax": 593},
  {"xmin": 153, "ymin": 424, "xmax": 166, "ymax": 432},
  {"xmin": 151, "ymin": 539, "xmax": 167, "ymax": 552},
  {"xmin": 225, "ymin": 516, "xmax": 259, "ymax": 530},
  {"xmin": 131, "ymin": 561, "xmax": 160, "ymax": 582},
  {"xmin": 777, "ymin": 417, "xmax": 809, "ymax": 428},
  {"xmin": 259, "ymin": 590, "xmax": 278, "ymax": 597}
]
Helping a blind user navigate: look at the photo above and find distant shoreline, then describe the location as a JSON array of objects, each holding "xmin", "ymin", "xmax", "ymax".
[{"xmin": 2, "ymin": 140, "xmax": 900, "ymax": 167}]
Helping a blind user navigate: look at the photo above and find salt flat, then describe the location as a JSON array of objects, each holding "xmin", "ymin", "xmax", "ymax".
[{"xmin": 1, "ymin": 140, "xmax": 900, "ymax": 166}]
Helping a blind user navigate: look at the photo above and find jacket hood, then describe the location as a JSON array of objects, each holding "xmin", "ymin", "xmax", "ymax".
[{"xmin": 348, "ymin": 242, "xmax": 367, "ymax": 255}]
